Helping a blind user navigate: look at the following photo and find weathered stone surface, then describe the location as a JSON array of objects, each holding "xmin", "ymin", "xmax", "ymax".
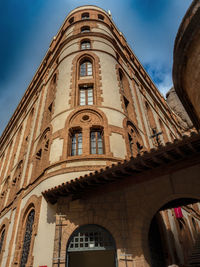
[{"xmin": 166, "ymin": 87, "xmax": 193, "ymax": 129}]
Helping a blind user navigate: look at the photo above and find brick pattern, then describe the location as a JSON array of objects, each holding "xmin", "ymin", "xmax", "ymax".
[{"xmin": 12, "ymin": 195, "xmax": 42, "ymax": 267}]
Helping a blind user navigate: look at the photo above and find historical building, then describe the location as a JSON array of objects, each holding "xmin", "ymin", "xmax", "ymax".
[{"xmin": 0, "ymin": 4, "xmax": 200, "ymax": 267}]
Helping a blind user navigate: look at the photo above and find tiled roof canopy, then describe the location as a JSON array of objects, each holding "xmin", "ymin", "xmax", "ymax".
[{"xmin": 43, "ymin": 132, "xmax": 200, "ymax": 204}]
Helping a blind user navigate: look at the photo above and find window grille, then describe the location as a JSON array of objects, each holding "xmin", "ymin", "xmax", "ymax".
[
  {"xmin": 68, "ymin": 225, "xmax": 115, "ymax": 252},
  {"xmin": 20, "ymin": 209, "xmax": 35, "ymax": 267}
]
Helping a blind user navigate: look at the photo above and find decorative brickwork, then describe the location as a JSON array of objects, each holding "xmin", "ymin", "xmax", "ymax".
[
  {"xmin": 69, "ymin": 51, "xmax": 102, "ymax": 108},
  {"xmin": 0, "ymin": 218, "xmax": 9, "ymax": 266},
  {"xmin": 12, "ymin": 195, "xmax": 42, "ymax": 267}
]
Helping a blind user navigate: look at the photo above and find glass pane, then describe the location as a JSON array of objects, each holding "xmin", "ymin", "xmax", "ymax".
[
  {"xmin": 80, "ymin": 63, "xmax": 86, "ymax": 76},
  {"xmin": 97, "ymin": 132, "xmax": 103, "ymax": 154},
  {"xmin": 77, "ymin": 133, "xmax": 82, "ymax": 155},
  {"xmin": 87, "ymin": 89, "xmax": 93, "ymax": 105},
  {"xmin": 80, "ymin": 90, "xmax": 86, "ymax": 105},
  {"xmin": 90, "ymin": 132, "xmax": 96, "ymax": 154},
  {"xmin": 87, "ymin": 62, "xmax": 92, "ymax": 76},
  {"xmin": 71, "ymin": 134, "xmax": 76, "ymax": 156},
  {"xmin": 81, "ymin": 42, "xmax": 90, "ymax": 49}
]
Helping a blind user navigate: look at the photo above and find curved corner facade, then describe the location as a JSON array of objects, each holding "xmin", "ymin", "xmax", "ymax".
[{"xmin": 0, "ymin": 5, "xmax": 186, "ymax": 267}]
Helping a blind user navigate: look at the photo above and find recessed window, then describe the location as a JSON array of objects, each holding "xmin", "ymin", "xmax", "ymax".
[
  {"xmin": 69, "ymin": 17, "xmax": 74, "ymax": 24},
  {"xmin": 80, "ymin": 60, "xmax": 93, "ymax": 77},
  {"xmin": 123, "ymin": 96, "xmax": 129, "ymax": 113},
  {"xmin": 98, "ymin": 14, "xmax": 104, "ymax": 20},
  {"xmin": 0, "ymin": 228, "xmax": 5, "ymax": 253},
  {"xmin": 71, "ymin": 132, "xmax": 82, "ymax": 156},
  {"xmin": 90, "ymin": 130, "xmax": 104, "ymax": 154},
  {"xmin": 79, "ymin": 85, "xmax": 93, "ymax": 105},
  {"xmin": 82, "ymin": 12, "xmax": 89, "ymax": 19},
  {"xmin": 81, "ymin": 40, "xmax": 91, "ymax": 50},
  {"xmin": 81, "ymin": 26, "xmax": 90, "ymax": 33}
]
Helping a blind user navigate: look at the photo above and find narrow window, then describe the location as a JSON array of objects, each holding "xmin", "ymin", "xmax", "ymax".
[
  {"xmin": 20, "ymin": 210, "xmax": 35, "ymax": 267},
  {"xmin": 80, "ymin": 61, "xmax": 92, "ymax": 77},
  {"xmin": 79, "ymin": 86, "xmax": 93, "ymax": 105},
  {"xmin": 119, "ymin": 71, "xmax": 124, "ymax": 92},
  {"xmin": 81, "ymin": 26, "xmax": 90, "ymax": 33},
  {"xmin": 71, "ymin": 132, "xmax": 82, "ymax": 156},
  {"xmin": 98, "ymin": 14, "xmax": 104, "ymax": 20},
  {"xmin": 90, "ymin": 130, "xmax": 104, "ymax": 154},
  {"xmin": 123, "ymin": 96, "xmax": 129, "ymax": 113},
  {"xmin": 128, "ymin": 133, "xmax": 133, "ymax": 156},
  {"xmin": 82, "ymin": 12, "xmax": 89, "ymax": 19},
  {"xmin": 81, "ymin": 40, "xmax": 91, "ymax": 50},
  {"xmin": 69, "ymin": 17, "xmax": 74, "ymax": 24},
  {"xmin": 0, "ymin": 229, "xmax": 5, "ymax": 253}
]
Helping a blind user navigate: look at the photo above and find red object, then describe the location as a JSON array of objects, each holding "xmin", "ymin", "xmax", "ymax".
[{"xmin": 174, "ymin": 207, "xmax": 183, "ymax": 218}]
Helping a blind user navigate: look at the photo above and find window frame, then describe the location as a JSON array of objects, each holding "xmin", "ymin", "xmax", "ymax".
[
  {"xmin": 98, "ymin": 14, "xmax": 104, "ymax": 21},
  {"xmin": 80, "ymin": 60, "xmax": 93, "ymax": 77},
  {"xmin": 90, "ymin": 129, "xmax": 104, "ymax": 155},
  {"xmin": 70, "ymin": 130, "xmax": 83, "ymax": 156},
  {"xmin": 81, "ymin": 26, "xmax": 90, "ymax": 33},
  {"xmin": 81, "ymin": 40, "xmax": 91, "ymax": 50},
  {"xmin": 81, "ymin": 12, "xmax": 90, "ymax": 20},
  {"xmin": 79, "ymin": 85, "xmax": 94, "ymax": 106}
]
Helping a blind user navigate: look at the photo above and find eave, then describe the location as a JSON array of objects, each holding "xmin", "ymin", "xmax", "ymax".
[{"xmin": 43, "ymin": 131, "xmax": 200, "ymax": 204}]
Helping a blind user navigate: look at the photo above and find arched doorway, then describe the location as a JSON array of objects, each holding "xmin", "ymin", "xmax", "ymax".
[
  {"xmin": 148, "ymin": 198, "xmax": 200, "ymax": 267},
  {"xmin": 66, "ymin": 224, "xmax": 116, "ymax": 267}
]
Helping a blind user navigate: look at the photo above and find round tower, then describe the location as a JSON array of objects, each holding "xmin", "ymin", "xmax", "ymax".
[{"xmin": 31, "ymin": 5, "xmax": 148, "ymax": 183}]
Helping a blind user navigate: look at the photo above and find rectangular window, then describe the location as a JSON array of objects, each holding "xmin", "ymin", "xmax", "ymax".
[
  {"xmin": 90, "ymin": 130, "xmax": 104, "ymax": 154},
  {"xmin": 79, "ymin": 86, "xmax": 93, "ymax": 106},
  {"xmin": 71, "ymin": 132, "xmax": 82, "ymax": 156}
]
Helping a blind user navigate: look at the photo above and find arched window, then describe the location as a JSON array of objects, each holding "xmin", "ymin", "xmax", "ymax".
[
  {"xmin": 98, "ymin": 14, "xmax": 104, "ymax": 20},
  {"xmin": 81, "ymin": 40, "xmax": 91, "ymax": 50},
  {"xmin": 81, "ymin": 12, "xmax": 89, "ymax": 19},
  {"xmin": 69, "ymin": 17, "xmax": 74, "ymax": 24},
  {"xmin": 66, "ymin": 225, "xmax": 116, "ymax": 267},
  {"xmin": 70, "ymin": 130, "xmax": 82, "ymax": 156},
  {"xmin": 80, "ymin": 60, "xmax": 92, "ymax": 77},
  {"xmin": 20, "ymin": 209, "xmax": 35, "ymax": 267},
  {"xmin": 90, "ymin": 129, "xmax": 104, "ymax": 154},
  {"xmin": 0, "ymin": 228, "xmax": 5, "ymax": 253},
  {"xmin": 79, "ymin": 85, "xmax": 93, "ymax": 106},
  {"xmin": 81, "ymin": 26, "xmax": 90, "ymax": 33},
  {"xmin": 127, "ymin": 122, "xmax": 143, "ymax": 157}
]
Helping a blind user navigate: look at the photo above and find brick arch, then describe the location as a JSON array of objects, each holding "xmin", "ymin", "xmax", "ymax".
[
  {"xmin": 123, "ymin": 118, "xmax": 145, "ymax": 158},
  {"xmin": 0, "ymin": 217, "xmax": 9, "ymax": 266},
  {"xmin": 12, "ymin": 194, "xmax": 42, "ymax": 267},
  {"xmin": 79, "ymin": 37, "xmax": 93, "ymax": 50},
  {"xmin": 116, "ymin": 65, "xmax": 138, "ymax": 125},
  {"xmin": 31, "ymin": 126, "xmax": 52, "ymax": 182},
  {"xmin": 7, "ymin": 160, "xmax": 23, "ymax": 205},
  {"xmin": 63, "ymin": 214, "xmax": 122, "ymax": 252},
  {"xmin": 62, "ymin": 107, "xmax": 111, "ymax": 158},
  {"xmin": 132, "ymin": 192, "xmax": 200, "ymax": 266},
  {"xmin": 69, "ymin": 51, "xmax": 102, "ymax": 107},
  {"xmin": 41, "ymin": 70, "xmax": 58, "ymax": 130}
]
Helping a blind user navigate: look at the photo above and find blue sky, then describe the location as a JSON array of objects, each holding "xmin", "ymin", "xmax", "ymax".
[{"xmin": 0, "ymin": 0, "xmax": 192, "ymax": 135}]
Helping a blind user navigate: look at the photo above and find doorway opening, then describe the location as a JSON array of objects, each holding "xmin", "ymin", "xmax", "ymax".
[{"xmin": 66, "ymin": 224, "xmax": 116, "ymax": 267}]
